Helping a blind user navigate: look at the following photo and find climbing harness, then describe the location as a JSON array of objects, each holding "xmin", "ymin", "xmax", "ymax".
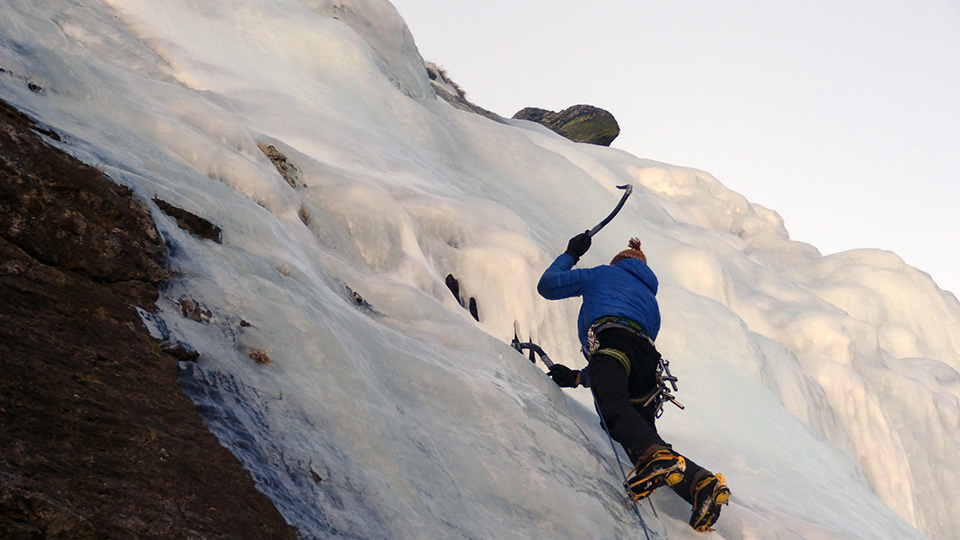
[{"xmin": 584, "ymin": 318, "xmax": 684, "ymax": 418}]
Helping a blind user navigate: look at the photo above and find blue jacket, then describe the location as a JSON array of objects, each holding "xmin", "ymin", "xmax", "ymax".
[{"xmin": 537, "ymin": 253, "xmax": 660, "ymax": 348}]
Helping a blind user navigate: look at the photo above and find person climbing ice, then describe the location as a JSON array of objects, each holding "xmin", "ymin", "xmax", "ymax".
[{"xmin": 537, "ymin": 231, "xmax": 730, "ymax": 532}]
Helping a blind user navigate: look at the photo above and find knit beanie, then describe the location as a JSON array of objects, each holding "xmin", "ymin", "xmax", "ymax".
[{"xmin": 610, "ymin": 237, "xmax": 647, "ymax": 265}]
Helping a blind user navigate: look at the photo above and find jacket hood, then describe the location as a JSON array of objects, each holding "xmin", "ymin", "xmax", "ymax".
[{"xmin": 615, "ymin": 258, "xmax": 658, "ymax": 295}]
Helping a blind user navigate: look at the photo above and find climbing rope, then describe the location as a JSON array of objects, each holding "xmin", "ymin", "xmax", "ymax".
[{"xmin": 592, "ymin": 395, "xmax": 653, "ymax": 540}]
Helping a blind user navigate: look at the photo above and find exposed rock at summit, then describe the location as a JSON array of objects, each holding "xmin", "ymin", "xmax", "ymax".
[
  {"xmin": 0, "ymin": 98, "xmax": 297, "ymax": 540},
  {"xmin": 512, "ymin": 105, "xmax": 620, "ymax": 146},
  {"xmin": 426, "ymin": 62, "xmax": 506, "ymax": 124}
]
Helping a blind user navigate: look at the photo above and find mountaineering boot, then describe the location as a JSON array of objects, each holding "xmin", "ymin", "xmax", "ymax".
[
  {"xmin": 689, "ymin": 473, "xmax": 730, "ymax": 532},
  {"xmin": 624, "ymin": 448, "xmax": 686, "ymax": 500}
]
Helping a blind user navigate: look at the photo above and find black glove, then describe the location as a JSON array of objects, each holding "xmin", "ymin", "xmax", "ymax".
[
  {"xmin": 548, "ymin": 364, "xmax": 581, "ymax": 388},
  {"xmin": 564, "ymin": 230, "xmax": 592, "ymax": 262}
]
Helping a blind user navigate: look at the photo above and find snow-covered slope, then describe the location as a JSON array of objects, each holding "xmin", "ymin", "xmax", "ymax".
[{"xmin": 2, "ymin": 1, "xmax": 958, "ymax": 538}]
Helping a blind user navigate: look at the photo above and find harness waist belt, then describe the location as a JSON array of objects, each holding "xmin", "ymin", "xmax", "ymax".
[{"xmin": 590, "ymin": 316, "xmax": 655, "ymax": 347}]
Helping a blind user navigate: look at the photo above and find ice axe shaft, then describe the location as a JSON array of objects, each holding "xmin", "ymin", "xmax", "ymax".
[{"xmin": 588, "ymin": 184, "xmax": 633, "ymax": 237}]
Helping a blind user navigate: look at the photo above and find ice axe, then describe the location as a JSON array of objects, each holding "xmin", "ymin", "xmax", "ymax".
[
  {"xmin": 511, "ymin": 320, "xmax": 554, "ymax": 368},
  {"xmin": 588, "ymin": 184, "xmax": 633, "ymax": 237}
]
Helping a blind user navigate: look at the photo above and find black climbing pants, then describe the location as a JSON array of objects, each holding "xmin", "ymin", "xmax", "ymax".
[{"xmin": 588, "ymin": 327, "xmax": 707, "ymax": 504}]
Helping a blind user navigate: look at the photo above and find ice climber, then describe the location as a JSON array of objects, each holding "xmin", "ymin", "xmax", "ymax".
[{"xmin": 537, "ymin": 232, "xmax": 731, "ymax": 532}]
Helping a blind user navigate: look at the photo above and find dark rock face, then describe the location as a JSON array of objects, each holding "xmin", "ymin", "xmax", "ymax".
[
  {"xmin": 153, "ymin": 198, "xmax": 222, "ymax": 244},
  {"xmin": 0, "ymin": 98, "xmax": 298, "ymax": 539},
  {"xmin": 512, "ymin": 104, "xmax": 620, "ymax": 146},
  {"xmin": 444, "ymin": 273, "xmax": 479, "ymax": 322}
]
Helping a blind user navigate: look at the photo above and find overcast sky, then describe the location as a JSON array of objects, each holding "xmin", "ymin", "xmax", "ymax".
[{"xmin": 390, "ymin": 0, "xmax": 960, "ymax": 296}]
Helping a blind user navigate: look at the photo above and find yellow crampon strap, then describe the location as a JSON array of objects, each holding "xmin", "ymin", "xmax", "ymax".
[{"xmin": 593, "ymin": 348, "xmax": 631, "ymax": 376}]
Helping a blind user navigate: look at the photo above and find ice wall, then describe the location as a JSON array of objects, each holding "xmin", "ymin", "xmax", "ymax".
[{"xmin": 2, "ymin": 0, "xmax": 957, "ymax": 538}]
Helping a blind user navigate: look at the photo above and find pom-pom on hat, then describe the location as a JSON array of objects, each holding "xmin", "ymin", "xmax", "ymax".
[{"xmin": 610, "ymin": 237, "xmax": 647, "ymax": 265}]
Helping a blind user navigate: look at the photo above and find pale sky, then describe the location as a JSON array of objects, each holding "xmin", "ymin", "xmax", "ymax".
[{"xmin": 390, "ymin": 0, "xmax": 960, "ymax": 297}]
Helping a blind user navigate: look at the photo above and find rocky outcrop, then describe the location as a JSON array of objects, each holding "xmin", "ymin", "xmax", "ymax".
[
  {"xmin": 444, "ymin": 274, "xmax": 480, "ymax": 322},
  {"xmin": 426, "ymin": 62, "xmax": 506, "ymax": 124},
  {"xmin": 512, "ymin": 105, "xmax": 620, "ymax": 146},
  {"xmin": 0, "ymin": 98, "xmax": 297, "ymax": 539},
  {"xmin": 153, "ymin": 198, "xmax": 223, "ymax": 244},
  {"xmin": 258, "ymin": 143, "xmax": 304, "ymax": 189}
]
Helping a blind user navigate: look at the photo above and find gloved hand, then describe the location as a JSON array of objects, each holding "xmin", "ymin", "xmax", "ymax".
[
  {"xmin": 548, "ymin": 364, "xmax": 581, "ymax": 388},
  {"xmin": 564, "ymin": 230, "xmax": 592, "ymax": 262}
]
